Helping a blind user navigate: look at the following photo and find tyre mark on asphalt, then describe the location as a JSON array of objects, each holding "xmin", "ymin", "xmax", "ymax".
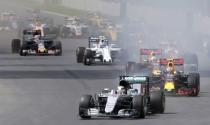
[
  {"xmin": 0, "ymin": 70, "xmax": 123, "ymax": 79},
  {"xmin": 64, "ymin": 70, "xmax": 91, "ymax": 92},
  {"xmin": 200, "ymin": 70, "xmax": 210, "ymax": 77},
  {"xmin": 0, "ymin": 70, "xmax": 208, "ymax": 79}
]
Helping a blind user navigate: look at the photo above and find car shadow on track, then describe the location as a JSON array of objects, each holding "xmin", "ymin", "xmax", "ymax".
[
  {"xmin": 200, "ymin": 70, "xmax": 210, "ymax": 77},
  {"xmin": 165, "ymin": 91, "xmax": 210, "ymax": 98},
  {"xmin": 77, "ymin": 113, "xmax": 176, "ymax": 121},
  {"xmin": 197, "ymin": 91, "xmax": 210, "ymax": 97}
]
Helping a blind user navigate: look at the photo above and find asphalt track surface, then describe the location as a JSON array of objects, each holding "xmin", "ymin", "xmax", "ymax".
[{"xmin": 0, "ymin": 1, "xmax": 210, "ymax": 125}]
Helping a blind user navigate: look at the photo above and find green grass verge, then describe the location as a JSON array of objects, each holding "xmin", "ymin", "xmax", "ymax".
[
  {"xmin": 43, "ymin": 4, "xmax": 88, "ymax": 17},
  {"xmin": 16, "ymin": 0, "xmax": 88, "ymax": 17}
]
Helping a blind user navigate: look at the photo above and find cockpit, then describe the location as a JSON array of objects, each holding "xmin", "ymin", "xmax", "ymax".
[{"xmin": 99, "ymin": 39, "xmax": 108, "ymax": 48}]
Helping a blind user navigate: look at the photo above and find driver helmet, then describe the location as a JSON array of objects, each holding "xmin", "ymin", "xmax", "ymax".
[
  {"xmin": 33, "ymin": 30, "xmax": 41, "ymax": 41},
  {"xmin": 117, "ymin": 86, "xmax": 125, "ymax": 95},
  {"xmin": 102, "ymin": 88, "xmax": 111, "ymax": 94},
  {"xmin": 33, "ymin": 34, "xmax": 41, "ymax": 43},
  {"xmin": 149, "ymin": 52, "xmax": 156, "ymax": 62},
  {"xmin": 98, "ymin": 36, "xmax": 107, "ymax": 46},
  {"xmin": 151, "ymin": 52, "xmax": 155, "ymax": 56}
]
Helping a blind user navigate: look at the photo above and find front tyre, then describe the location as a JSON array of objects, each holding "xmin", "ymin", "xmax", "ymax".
[
  {"xmin": 188, "ymin": 73, "xmax": 200, "ymax": 96},
  {"xmin": 150, "ymin": 91, "xmax": 165, "ymax": 114},
  {"xmin": 79, "ymin": 95, "xmax": 94, "ymax": 119},
  {"xmin": 76, "ymin": 47, "xmax": 86, "ymax": 63},
  {"xmin": 133, "ymin": 95, "xmax": 146, "ymax": 118},
  {"xmin": 55, "ymin": 41, "xmax": 62, "ymax": 56},
  {"xmin": 11, "ymin": 39, "xmax": 21, "ymax": 53}
]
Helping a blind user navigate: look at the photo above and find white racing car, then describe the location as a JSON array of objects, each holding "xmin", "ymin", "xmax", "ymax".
[
  {"xmin": 78, "ymin": 75, "xmax": 165, "ymax": 119},
  {"xmin": 60, "ymin": 16, "xmax": 88, "ymax": 38},
  {"xmin": 76, "ymin": 36, "xmax": 124, "ymax": 65}
]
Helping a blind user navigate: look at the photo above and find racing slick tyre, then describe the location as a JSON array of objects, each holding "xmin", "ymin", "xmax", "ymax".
[
  {"xmin": 133, "ymin": 95, "xmax": 146, "ymax": 118},
  {"xmin": 60, "ymin": 27, "xmax": 69, "ymax": 38},
  {"xmin": 150, "ymin": 91, "xmax": 165, "ymax": 114},
  {"xmin": 50, "ymin": 27, "xmax": 59, "ymax": 38},
  {"xmin": 11, "ymin": 39, "xmax": 21, "ymax": 53},
  {"xmin": 184, "ymin": 53, "xmax": 199, "ymax": 71},
  {"xmin": 188, "ymin": 73, "xmax": 200, "ymax": 96},
  {"xmin": 79, "ymin": 95, "xmax": 94, "ymax": 119},
  {"xmin": 84, "ymin": 49, "xmax": 93, "ymax": 66},
  {"xmin": 99, "ymin": 55, "xmax": 103, "ymax": 62},
  {"xmin": 195, "ymin": 73, "xmax": 200, "ymax": 95},
  {"xmin": 76, "ymin": 47, "xmax": 86, "ymax": 63},
  {"xmin": 55, "ymin": 41, "xmax": 62, "ymax": 56},
  {"xmin": 125, "ymin": 62, "xmax": 136, "ymax": 75}
]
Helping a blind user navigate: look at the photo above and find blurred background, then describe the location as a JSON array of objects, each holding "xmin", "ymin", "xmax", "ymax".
[{"xmin": 2, "ymin": 0, "xmax": 210, "ymax": 69}]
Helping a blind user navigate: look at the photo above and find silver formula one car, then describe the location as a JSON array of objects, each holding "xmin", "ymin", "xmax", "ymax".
[
  {"xmin": 60, "ymin": 16, "xmax": 88, "ymax": 38},
  {"xmin": 79, "ymin": 75, "xmax": 165, "ymax": 119}
]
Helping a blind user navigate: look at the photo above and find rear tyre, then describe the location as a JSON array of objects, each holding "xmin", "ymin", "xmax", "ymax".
[
  {"xmin": 61, "ymin": 27, "xmax": 68, "ymax": 38},
  {"xmin": 79, "ymin": 95, "xmax": 94, "ymax": 119},
  {"xmin": 150, "ymin": 91, "xmax": 165, "ymax": 114},
  {"xmin": 76, "ymin": 47, "xmax": 86, "ymax": 63},
  {"xmin": 125, "ymin": 62, "xmax": 136, "ymax": 75},
  {"xmin": 55, "ymin": 41, "xmax": 62, "ymax": 56},
  {"xmin": 133, "ymin": 95, "xmax": 146, "ymax": 118},
  {"xmin": 195, "ymin": 73, "xmax": 200, "ymax": 95},
  {"xmin": 188, "ymin": 73, "xmax": 200, "ymax": 96},
  {"xmin": 11, "ymin": 39, "xmax": 21, "ymax": 53}
]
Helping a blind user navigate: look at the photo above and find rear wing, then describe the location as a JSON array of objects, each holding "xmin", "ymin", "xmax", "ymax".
[
  {"xmin": 89, "ymin": 37, "xmax": 100, "ymax": 42},
  {"xmin": 119, "ymin": 76, "xmax": 148, "ymax": 84},
  {"xmin": 140, "ymin": 49, "xmax": 162, "ymax": 55},
  {"xmin": 88, "ymin": 36, "xmax": 109, "ymax": 47},
  {"xmin": 88, "ymin": 37, "xmax": 100, "ymax": 48},
  {"xmin": 88, "ymin": 37, "xmax": 99, "ymax": 47},
  {"xmin": 159, "ymin": 58, "xmax": 184, "ymax": 66}
]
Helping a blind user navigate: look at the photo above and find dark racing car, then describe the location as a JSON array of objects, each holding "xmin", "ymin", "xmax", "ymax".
[
  {"xmin": 11, "ymin": 28, "xmax": 62, "ymax": 56},
  {"xmin": 126, "ymin": 48, "xmax": 162, "ymax": 76},
  {"xmin": 160, "ymin": 58, "xmax": 200, "ymax": 96}
]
